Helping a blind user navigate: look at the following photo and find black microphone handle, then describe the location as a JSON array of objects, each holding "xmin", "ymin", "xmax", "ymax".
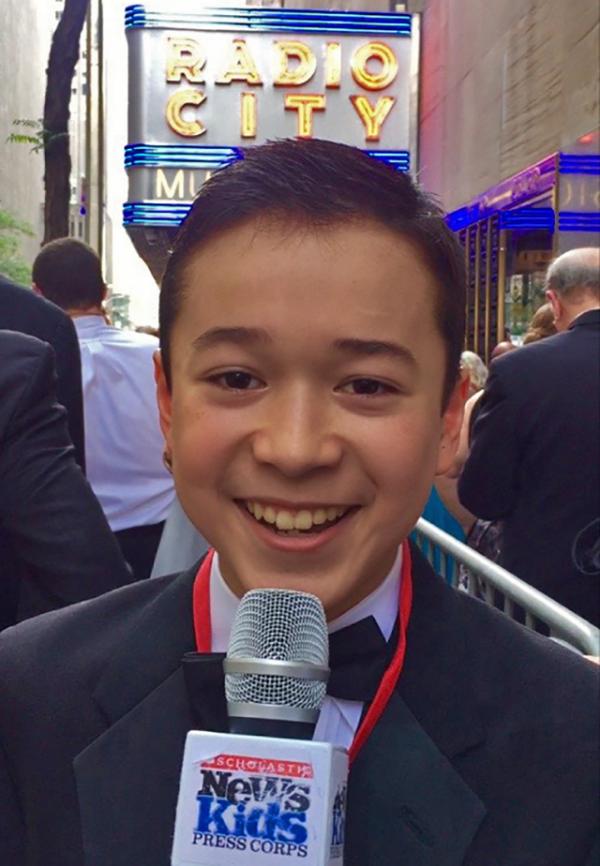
[{"xmin": 228, "ymin": 715, "xmax": 316, "ymax": 740}]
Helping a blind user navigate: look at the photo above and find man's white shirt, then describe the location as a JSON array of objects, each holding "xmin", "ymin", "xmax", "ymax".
[
  {"xmin": 210, "ymin": 547, "xmax": 401, "ymax": 750},
  {"xmin": 74, "ymin": 316, "xmax": 174, "ymax": 531}
]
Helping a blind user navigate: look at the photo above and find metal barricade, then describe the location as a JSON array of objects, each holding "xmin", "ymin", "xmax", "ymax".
[{"xmin": 414, "ymin": 518, "xmax": 600, "ymax": 657}]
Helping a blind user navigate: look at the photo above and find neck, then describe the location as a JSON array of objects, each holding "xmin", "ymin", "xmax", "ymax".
[
  {"xmin": 564, "ymin": 303, "xmax": 600, "ymax": 330},
  {"xmin": 218, "ymin": 545, "xmax": 400, "ymax": 623},
  {"xmin": 68, "ymin": 306, "xmax": 105, "ymax": 320}
]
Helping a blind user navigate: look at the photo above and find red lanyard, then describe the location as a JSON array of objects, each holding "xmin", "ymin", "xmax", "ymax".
[{"xmin": 192, "ymin": 540, "xmax": 413, "ymax": 765}]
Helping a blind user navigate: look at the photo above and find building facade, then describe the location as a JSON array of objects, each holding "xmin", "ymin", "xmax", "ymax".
[
  {"xmin": 0, "ymin": 1, "xmax": 54, "ymax": 272},
  {"xmin": 418, "ymin": 0, "xmax": 599, "ymax": 352}
]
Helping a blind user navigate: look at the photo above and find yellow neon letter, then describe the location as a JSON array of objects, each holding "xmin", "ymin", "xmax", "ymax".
[
  {"xmin": 350, "ymin": 95, "xmax": 395, "ymax": 141},
  {"xmin": 324, "ymin": 42, "xmax": 341, "ymax": 89},
  {"xmin": 215, "ymin": 39, "xmax": 262, "ymax": 85},
  {"xmin": 165, "ymin": 37, "xmax": 206, "ymax": 84},
  {"xmin": 273, "ymin": 40, "xmax": 316, "ymax": 86},
  {"xmin": 284, "ymin": 94, "xmax": 326, "ymax": 138},
  {"xmin": 165, "ymin": 90, "xmax": 206, "ymax": 137},
  {"xmin": 351, "ymin": 41, "xmax": 398, "ymax": 91},
  {"xmin": 156, "ymin": 168, "xmax": 184, "ymax": 199},
  {"xmin": 240, "ymin": 92, "xmax": 257, "ymax": 138}
]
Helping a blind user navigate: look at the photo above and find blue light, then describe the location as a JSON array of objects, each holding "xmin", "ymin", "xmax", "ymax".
[
  {"xmin": 364, "ymin": 149, "xmax": 410, "ymax": 171},
  {"xmin": 446, "ymin": 207, "xmax": 473, "ymax": 231},
  {"xmin": 123, "ymin": 201, "xmax": 192, "ymax": 226},
  {"xmin": 125, "ymin": 144, "xmax": 243, "ymax": 169},
  {"xmin": 499, "ymin": 208, "xmax": 555, "ymax": 231},
  {"xmin": 124, "ymin": 144, "xmax": 410, "ymax": 173},
  {"xmin": 124, "ymin": 5, "xmax": 412, "ymax": 35},
  {"xmin": 558, "ymin": 153, "xmax": 600, "ymax": 176},
  {"xmin": 558, "ymin": 211, "xmax": 600, "ymax": 232}
]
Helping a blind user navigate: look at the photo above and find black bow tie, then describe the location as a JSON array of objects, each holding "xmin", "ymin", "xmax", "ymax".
[
  {"xmin": 182, "ymin": 615, "xmax": 398, "ymax": 729},
  {"xmin": 327, "ymin": 615, "xmax": 397, "ymax": 702}
]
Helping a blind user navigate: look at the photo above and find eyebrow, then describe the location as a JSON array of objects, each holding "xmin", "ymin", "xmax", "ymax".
[
  {"xmin": 333, "ymin": 338, "xmax": 417, "ymax": 368},
  {"xmin": 192, "ymin": 328, "xmax": 417, "ymax": 368},
  {"xmin": 192, "ymin": 327, "xmax": 272, "ymax": 350}
]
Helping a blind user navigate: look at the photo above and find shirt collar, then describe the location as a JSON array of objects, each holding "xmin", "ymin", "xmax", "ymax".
[
  {"xmin": 73, "ymin": 314, "xmax": 110, "ymax": 335},
  {"xmin": 209, "ymin": 547, "xmax": 402, "ymax": 654}
]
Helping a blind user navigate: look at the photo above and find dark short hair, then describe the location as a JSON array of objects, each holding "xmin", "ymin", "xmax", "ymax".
[
  {"xmin": 32, "ymin": 238, "xmax": 105, "ymax": 310},
  {"xmin": 160, "ymin": 138, "xmax": 465, "ymax": 407}
]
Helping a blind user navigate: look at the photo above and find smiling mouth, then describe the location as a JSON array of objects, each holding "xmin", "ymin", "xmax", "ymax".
[{"xmin": 237, "ymin": 500, "xmax": 357, "ymax": 536}]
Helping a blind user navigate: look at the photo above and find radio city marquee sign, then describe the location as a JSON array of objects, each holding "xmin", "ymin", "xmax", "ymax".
[{"xmin": 124, "ymin": 5, "xmax": 416, "ymax": 227}]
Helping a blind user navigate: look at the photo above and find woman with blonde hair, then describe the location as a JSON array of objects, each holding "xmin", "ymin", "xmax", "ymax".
[{"xmin": 523, "ymin": 302, "xmax": 557, "ymax": 344}]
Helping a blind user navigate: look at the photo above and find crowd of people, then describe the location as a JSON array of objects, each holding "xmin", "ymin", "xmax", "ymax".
[
  {"xmin": 431, "ymin": 248, "xmax": 600, "ymax": 628},
  {"xmin": 0, "ymin": 139, "xmax": 597, "ymax": 865}
]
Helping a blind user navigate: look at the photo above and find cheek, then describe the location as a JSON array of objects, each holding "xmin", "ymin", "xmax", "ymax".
[
  {"xmin": 170, "ymin": 398, "xmax": 228, "ymax": 482},
  {"xmin": 364, "ymin": 413, "xmax": 441, "ymax": 506}
]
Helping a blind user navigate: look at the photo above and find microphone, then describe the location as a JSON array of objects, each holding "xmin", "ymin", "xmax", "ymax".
[
  {"xmin": 172, "ymin": 589, "xmax": 349, "ymax": 866},
  {"xmin": 224, "ymin": 588, "xmax": 330, "ymax": 740}
]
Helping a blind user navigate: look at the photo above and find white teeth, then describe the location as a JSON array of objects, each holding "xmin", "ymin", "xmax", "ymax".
[
  {"xmin": 294, "ymin": 510, "xmax": 313, "ymax": 531},
  {"xmin": 244, "ymin": 501, "xmax": 350, "ymax": 532},
  {"xmin": 275, "ymin": 510, "xmax": 294, "ymax": 531},
  {"xmin": 263, "ymin": 506, "xmax": 277, "ymax": 524}
]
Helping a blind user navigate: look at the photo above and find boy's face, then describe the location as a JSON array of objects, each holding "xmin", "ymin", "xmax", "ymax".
[{"xmin": 156, "ymin": 217, "xmax": 464, "ymax": 619}]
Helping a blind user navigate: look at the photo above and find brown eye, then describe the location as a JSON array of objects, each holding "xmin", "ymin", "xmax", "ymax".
[
  {"xmin": 343, "ymin": 378, "xmax": 394, "ymax": 396},
  {"xmin": 223, "ymin": 371, "xmax": 255, "ymax": 389},
  {"xmin": 209, "ymin": 370, "xmax": 264, "ymax": 391}
]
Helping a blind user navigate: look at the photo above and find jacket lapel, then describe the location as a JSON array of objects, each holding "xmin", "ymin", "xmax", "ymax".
[
  {"xmin": 73, "ymin": 562, "xmax": 228, "ymax": 866},
  {"xmin": 346, "ymin": 692, "xmax": 485, "ymax": 866},
  {"xmin": 345, "ymin": 544, "xmax": 488, "ymax": 865},
  {"xmin": 74, "ymin": 668, "xmax": 193, "ymax": 866}
]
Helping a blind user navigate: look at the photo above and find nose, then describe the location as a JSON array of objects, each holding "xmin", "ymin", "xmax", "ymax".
[{"xmin": 251, "ymin": 384, "xmax": 343, "ymax": 478}]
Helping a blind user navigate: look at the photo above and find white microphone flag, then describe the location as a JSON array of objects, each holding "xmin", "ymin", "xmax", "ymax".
[{"xmin": 171, "ymin": 730, "xmax": 348, "ymax": 865}]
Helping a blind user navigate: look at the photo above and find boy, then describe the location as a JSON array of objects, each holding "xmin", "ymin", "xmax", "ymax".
[{"xmin": 0, "ymin": 140, "xmax": 598, "ymax": 866}]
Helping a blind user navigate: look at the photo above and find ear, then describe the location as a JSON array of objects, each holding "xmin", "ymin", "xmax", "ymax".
[
  {"xmin": 154, "ymin": 349, "xmax": 173, "ymax": 451},
  {"xmin": 545, "ymin": 289, "xmax": 561, "ymax": 324},
  {"xmin": 32, "ymin": 282, "xmax": 43, "ymax": 297},
  {"xmin": 435, "ymin": 375, "xmax": 468, "ymax": 476}
]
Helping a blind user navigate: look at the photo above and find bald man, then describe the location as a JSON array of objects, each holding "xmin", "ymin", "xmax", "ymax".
[{"xmin": 459, "ymin": 248, "xmax": 600, "ymax": 625}]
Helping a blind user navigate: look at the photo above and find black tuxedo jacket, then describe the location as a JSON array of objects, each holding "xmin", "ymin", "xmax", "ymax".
[
  {"xmin": 0, "ymin": 331, "xmax": 132, "ymax": 629},
  {"xmin": 0, "ymin": 274, "xmax": 85, "ymax": 471},
  {"xmin": 0, "ymin": 544, "xmax": 597, "ymax": 865},
  {"xmin": 459, "ymin": 309, "xmax": 600, "ymax": 626}
]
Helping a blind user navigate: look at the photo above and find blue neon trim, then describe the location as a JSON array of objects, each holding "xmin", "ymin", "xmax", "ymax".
[
  {"xmin": 124, "ymin": 201, "xmax": 192, "ymax": 226},
  {"xmin": 446, "ymin": 208, "xmax": 471, "ymax": 231},
  {"xmin": 365, "ymin": 149, "xmax": 410, "ymax": 171},
  {"xmin": 124, "ymin": 5, "xmax": 412, "ymax": 35},
  {"xmin": 447, "ymin": 206, "xmax": 600, "ymax": 234},
  {"xmin": 124, "ymin": 144, "xmax": 410, "ymax": 173},
  {"xmin": 558, "ymin": 153, "xmax": 600, "ymax": 176},
  {"xmin": 499, "ymin": 207, "xmax": 555, "ymax": 230},
  {"xmin": 558, "ymin": 211, "xmax": 600, "ymax": 232},
  {"xmin": 125, "ymin": 144, "xmax": 243, "ymax": 169}
]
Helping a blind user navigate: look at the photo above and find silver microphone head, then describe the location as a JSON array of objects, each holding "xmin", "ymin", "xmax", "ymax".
[{"xmin": 224, "ymin": 588, "xmax": 329, "ymax": 730}]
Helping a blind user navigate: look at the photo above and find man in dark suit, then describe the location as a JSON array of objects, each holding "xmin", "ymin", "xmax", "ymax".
[
  {"xmin": 459, "ymin": 248, "xmax": 600, "ymax": 625},
  {"xmin": 0, "ymin": 142, "xmax": 597, "ymax": 866},
  {"xmin": 0, "ymin": 331, "xmax": 132, "ymax": 629},
  {"xmin": 0, "ymin": 273, "xmax": 86, "ymax": 471}
]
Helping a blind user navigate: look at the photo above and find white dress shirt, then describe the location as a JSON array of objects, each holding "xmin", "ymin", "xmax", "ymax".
[
  {"xmin": 210, "ymin": 548, "xmax": 402, "ymax": 750},
  {"xmin": 74, "ymin": 316, "xmax": 174, "ymax": 531}
]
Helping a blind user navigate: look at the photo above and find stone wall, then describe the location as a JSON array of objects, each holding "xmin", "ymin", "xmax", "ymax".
[{"xmin": 418, "ymin": 0, "xmax": 599, "ymax": 209}]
